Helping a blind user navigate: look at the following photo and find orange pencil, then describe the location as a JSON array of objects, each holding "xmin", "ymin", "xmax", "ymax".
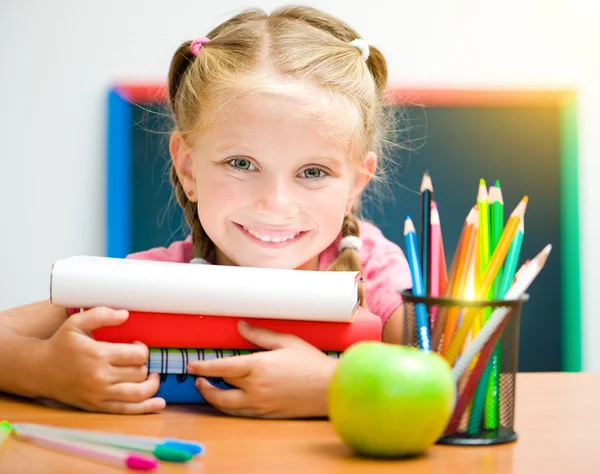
[
  {"xmin": 430, "ymin": 206, "xmax": 471, "ymax": 350},
  {"xmin": 441, "ymin": 206, "xmax": 479, "ymax": 355},
  {"xmin": 430, "ymin": 211, "xmax": 467, "ymax": 351},
  {"xmin": 444, "ymin": 210, "xmax": 469, "ymax": 297},
  {"xmin": 444, "ymin": 196, "xmax": 529, "ymax": 366}
]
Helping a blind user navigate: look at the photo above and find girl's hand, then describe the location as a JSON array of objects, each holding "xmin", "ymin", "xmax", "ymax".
[
  {"xmin": 39, "ymin": 307, "xmax": 165, "ymax": 414},
  {"xmin": 187, "ymin": 321, "xmax": 338, "ymax": 419}
]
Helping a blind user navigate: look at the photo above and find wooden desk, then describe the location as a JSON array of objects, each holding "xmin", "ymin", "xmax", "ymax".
[{"xmin": 0, "ymin": 373, "xmax": 596, "ymax": 473}]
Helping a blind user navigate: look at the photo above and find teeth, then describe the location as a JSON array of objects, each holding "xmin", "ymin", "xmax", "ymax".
[{"xmin": 245, "ymin": 228, "xmax": 300, "ymax": 243}]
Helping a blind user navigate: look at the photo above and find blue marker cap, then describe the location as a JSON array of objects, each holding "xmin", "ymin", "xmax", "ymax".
[{"xmin": 164, "ymin": 439, "xmax": 205, "ymax": 455}]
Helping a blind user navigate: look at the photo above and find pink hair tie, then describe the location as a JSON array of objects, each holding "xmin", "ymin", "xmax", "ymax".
[{"xmin": 190, "ymin": 37, "xmax": 211, "ymax": 56}]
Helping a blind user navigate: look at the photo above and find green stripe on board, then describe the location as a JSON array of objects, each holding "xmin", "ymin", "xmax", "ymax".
[{"xmin": 560, "ymin": 93, "xmax": 582, "ymax": 372}]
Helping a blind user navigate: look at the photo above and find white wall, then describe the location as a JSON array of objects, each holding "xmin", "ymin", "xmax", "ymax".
[{"xmin": 1, "ymin": 0, "xmax": 599, "ymax": 368}]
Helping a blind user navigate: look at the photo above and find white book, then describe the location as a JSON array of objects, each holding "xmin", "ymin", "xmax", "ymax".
[{"xmin": 50, "ymin": 256, "xmax": 360, "ymax": 322}]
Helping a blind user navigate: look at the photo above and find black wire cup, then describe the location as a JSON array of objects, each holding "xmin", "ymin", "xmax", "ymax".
[{"xmin": 399, "ymin": 290, "xmax": 528, "ymax": 446}]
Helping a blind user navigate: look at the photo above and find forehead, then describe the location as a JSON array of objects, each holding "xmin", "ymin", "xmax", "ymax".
[{"xmin": 199, "ymin": 80, "xmax": 362, "ymax": 154}]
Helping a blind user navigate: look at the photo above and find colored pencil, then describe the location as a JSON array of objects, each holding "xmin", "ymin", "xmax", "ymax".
[
  {"xmin": 404, "ymin": 216, "xmax": 431, "ymax": 351},
  {"xmin": 451, "ymin": 244, "xmax": 552, "ymax": 380},
  {"xmin": 475, "ymin": 181, "xmax": 505, "ymax": 430},
  {"xmin": 11, "ymin": 426, "xmax": 158, "ymax": 471},
  {"xmin": 430, "ymin": 202, "xmax": 441, "ymax": 299},
  {"xmin": 467, "ymin": 350, "xmax": 495, "ymax": 434},
  {"xmin": 514, "ymin": 258, "xmax": 531, "ymax": 282},
  {"xmin": 443, "ymin": 196, "xmax": 528, "ymax": 366},
  {"xmin": 438, "ymin": 223, "xmax": 449, "ymax": 297},
  {"xmin": 477, "ymin": 179, "xmax": 491, "ymax": 289},
  {"xmin": 441, "ymin": 207, "xmax": 479, "ymax": 355},
  {"xmin": 430, "ymin": 207, "xmax": 470, "ymax": 351},
  {"xmin": 446, "ymin": 211, "xmax": 469, "ymax": 296},
  {"xmin": 498, "ymin": 221, "xmax": 525, "ymax": 298},
  {"xmin": 445, "ymin": 315, "xmax": 509, "ymax": 434},
  {"xmin": 447, "ymin": 245, "xmax": 552, "ymax": 434},
  {"xmin": 430, "ymin": 202, "xmax": 442, "ymax": 328},
  {"xmin": 490, "ymin": 181, "xmax": 505, "ymax": 296},
  {"xmin": 477, "ymin": 195, "xmax": 528, "ymax": 299},
  {"xmin": 420, "ymin": 172, "xmax": 433, "ymax": 295}
]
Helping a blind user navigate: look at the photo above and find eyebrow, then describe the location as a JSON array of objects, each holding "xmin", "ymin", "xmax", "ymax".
[
  {"xmin": 215, "ymin": 143, "xmax": 256, "ymax": 154},
  {"xmin": 214, "ymin": 143, "xmax": 346, "ymax": 166},
  {"xmin": 306, "ymin": 155, "xmax": 345, "ymax": 167}
]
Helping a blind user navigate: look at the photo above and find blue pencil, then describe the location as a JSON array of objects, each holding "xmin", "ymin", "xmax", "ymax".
[{"xmin": 404, "ymin": 216, "xmax": 431, "ymax": 351}]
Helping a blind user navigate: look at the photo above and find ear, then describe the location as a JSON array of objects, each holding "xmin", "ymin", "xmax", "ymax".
[
  {"xmin": 170, "ymin": 131, "xmax": 198, "ymax": 202},
  {"xmin": 346, "ymin": 151, "xmax": 377, "ymax": 214}
]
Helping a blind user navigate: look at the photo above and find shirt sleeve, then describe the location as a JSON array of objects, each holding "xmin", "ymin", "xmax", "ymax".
[{"xmin": 359, "ymin": 221, "xmax": 413, "ymax": 324}]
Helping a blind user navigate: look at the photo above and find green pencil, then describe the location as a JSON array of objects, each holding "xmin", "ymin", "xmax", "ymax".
[
  {"xmin": 491, "ymin": 180, "xmax": 505, "ymax": 297},
  {"xmin": 498, "ymin": 220, "xmax": 525, "ymax": 298},
  {"xmin": 467, "ymin": 180, "xmax": 505, "ymax": 434},
  {"xmin": 477, "ymin": 179, "xmax": 491, "ymax": 285},
  {"xmin": 485, "ymin": 180, "xmax": 505, "ymax": 429}
]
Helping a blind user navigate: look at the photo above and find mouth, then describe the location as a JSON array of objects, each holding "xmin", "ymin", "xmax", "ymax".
[{"xmin": 235, "ymin": 224, "xmax": 308, "ymax": 246}]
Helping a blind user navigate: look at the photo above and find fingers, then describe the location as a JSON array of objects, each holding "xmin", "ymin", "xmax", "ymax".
[
  {"xmin": 102, "ymin": 341, "xmax": 149, "ymax": 367},
  {"xmin": 187, "ymin": 354, "xmax": 253, "ymax": 379},
  {"xmin": 68, "ymin": 307, "xmax": 129, "ymax": 334},
  {"xmin": 101, "ymin": 397, "xmax": 166, "ymax": 415},
  {"xmin": 107, "ymin": 372, "xmax": 161, "ymax": 403},
  {"xmin": 237, "ymin": 321, "xmax": 302, "ymax": 350},
  {"xmin": 196, "ymin": 377, "xmax": 249, "ymax": 413},
  {"xmin": 111, "ymin": 365, "xmax": 150, "ymax": 384}
]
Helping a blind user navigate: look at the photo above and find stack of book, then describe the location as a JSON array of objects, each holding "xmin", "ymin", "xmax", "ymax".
[{"xmin": 50, "ymin": 256, "xmax": 382, "ymax": 403}]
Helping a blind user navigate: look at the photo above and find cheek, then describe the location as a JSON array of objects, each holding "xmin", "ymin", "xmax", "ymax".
[
  {"xmin": 303, "ymin": 181, "xmax": 352, "ymax": 212},
  {"xmin": 196, "ymin": 170, "xmax": 255, "ymax": 218}
]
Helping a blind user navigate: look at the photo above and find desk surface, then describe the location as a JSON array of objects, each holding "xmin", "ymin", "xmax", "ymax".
[{"xmin": 0, "ymin": 373, "xmax": 596, "ymax": 473}]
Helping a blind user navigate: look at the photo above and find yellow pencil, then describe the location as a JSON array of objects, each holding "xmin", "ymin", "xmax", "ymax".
[{"xmin": 444, "ymin": 196, "xmax": 528, "ymax": 366}]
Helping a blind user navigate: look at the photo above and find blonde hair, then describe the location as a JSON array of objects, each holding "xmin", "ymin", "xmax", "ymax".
[{"xmin": 167, "ymin": 5, "xmax": 389, "ymax": 307}]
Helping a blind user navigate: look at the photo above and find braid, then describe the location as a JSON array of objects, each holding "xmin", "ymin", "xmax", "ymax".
[
  {"xmin": 169, "ymin": 166, "xmax": 215, "ymax": 262},
  {"xmin": 327, "ymin": 211, "xmax": 367, "ymax": 308}
]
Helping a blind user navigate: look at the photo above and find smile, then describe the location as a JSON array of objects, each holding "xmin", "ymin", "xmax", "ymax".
[{"xmin": 237, "ymin": 224, "xmax": 307, "ymax": 245}]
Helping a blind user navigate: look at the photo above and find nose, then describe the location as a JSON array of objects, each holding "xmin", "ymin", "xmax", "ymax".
[{"xmin": 252, "ymin": 177, "xmax": 299, "ymax": 219}]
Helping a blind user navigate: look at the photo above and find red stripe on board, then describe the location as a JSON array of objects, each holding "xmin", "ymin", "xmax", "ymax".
[
  {"xmin": 112, "ymin": 83, "xmax": 575, "ymax": 108},
  {"xmin": 113, "ymin": 84, "xmax": 167, "ymax": 103}
]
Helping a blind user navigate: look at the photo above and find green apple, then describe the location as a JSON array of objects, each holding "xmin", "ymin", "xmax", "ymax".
[{"xmin": 328, "ymin": 341, "xmax": 456, "ymax": 458}]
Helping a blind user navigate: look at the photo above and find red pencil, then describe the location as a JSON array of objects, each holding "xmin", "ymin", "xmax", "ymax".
[
  {"xmin": 430, "ymin": 202, "xmax": 442, "ymax": 327},
  {"xmin": 444, "ymin": 314, "xmax": 510, "ymax": 434}
]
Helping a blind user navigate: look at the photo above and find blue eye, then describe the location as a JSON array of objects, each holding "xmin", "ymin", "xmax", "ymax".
[
  {"xmin": 302, "ymin": 167, "xmax": 325, "ymax": 179},
  {"xmin": 229, "ymin": 158, "xmax": 255, "ymax": 170}
]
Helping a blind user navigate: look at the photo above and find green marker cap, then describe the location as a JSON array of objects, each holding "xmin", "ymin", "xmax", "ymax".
[{"xmin": 153, "ymin": 445, "xmax": 194, "ymax": 462}]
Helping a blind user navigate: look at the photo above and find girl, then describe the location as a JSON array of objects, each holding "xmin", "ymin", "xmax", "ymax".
[{"xmin": 0, "ymin": 5, "xmax": 412, "ymax": 419}]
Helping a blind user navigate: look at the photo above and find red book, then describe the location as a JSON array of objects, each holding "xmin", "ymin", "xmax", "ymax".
[{"xmin": 93, "ymin": 306, "xmax": 382, "ymax": 351}]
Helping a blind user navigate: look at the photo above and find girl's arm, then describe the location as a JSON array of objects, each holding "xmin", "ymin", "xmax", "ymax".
[
  {"xmin": 0, "ymin": 301, "xmax": 69, "ymax": 396},
  {"xmin": 0, "ymin": 300, "xmax": 69, "ymax": 338},
  {"xmin": 0, "ymin": 302, "xmax": 165, "ymax": 413},
  {"xmin": 382, "ymin": 306, "xmax": 404, "ymax": 344}
]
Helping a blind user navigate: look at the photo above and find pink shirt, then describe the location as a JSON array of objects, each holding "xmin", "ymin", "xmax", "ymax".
[{"xmin": 127, "ymin": 220, "xmax": 412, "ymax": 324}]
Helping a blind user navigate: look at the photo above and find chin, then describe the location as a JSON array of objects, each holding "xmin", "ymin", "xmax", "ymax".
[
  {"xmin": 242, "ymin": 259, "xmax": 303, "ymax": 270},
  {"xmin": 231, "ymin": 254, "xmax": 313, "ymax": 270}
]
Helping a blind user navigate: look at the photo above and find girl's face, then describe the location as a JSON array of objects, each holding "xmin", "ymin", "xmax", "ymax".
[{"xmin": 171, "ymin": 93, "xmax": 375, "ymax": 270}]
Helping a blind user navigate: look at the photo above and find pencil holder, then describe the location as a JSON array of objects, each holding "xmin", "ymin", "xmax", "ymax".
[{"xmin": 399, "ymin": 290, "xmax": 528, "ymax": 446}]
